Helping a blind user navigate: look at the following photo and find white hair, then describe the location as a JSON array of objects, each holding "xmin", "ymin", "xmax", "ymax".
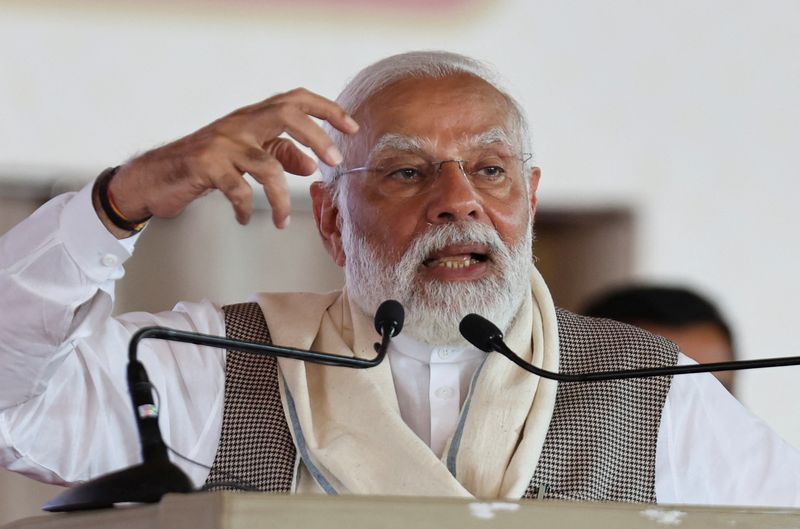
[
  {"xmin": 319, "ymin": 51, "xmax": 533, "ymax": 201},
  {"xmin": 341, "ymin": 208, "xmax": 534, "ymax": 346}
]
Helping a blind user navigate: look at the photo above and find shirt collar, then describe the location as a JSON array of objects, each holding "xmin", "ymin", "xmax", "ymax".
[{"xmin": 389, "ymin": 332, "xmax": 486, "ymax": 364}]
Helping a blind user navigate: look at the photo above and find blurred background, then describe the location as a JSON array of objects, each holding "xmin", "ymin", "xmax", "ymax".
[{"xmin": 1, "ymin": 0, "xmax": 799, "ymax": 523}]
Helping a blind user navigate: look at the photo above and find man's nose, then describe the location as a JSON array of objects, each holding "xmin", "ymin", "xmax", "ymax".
[{"xmin": 424, "ymin": 161, "xmax": 483, "ymax": 224}]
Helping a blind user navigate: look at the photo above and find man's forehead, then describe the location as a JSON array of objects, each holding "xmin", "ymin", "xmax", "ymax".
[
  {"xmin": 344, "ymin": 74, "xmax": 521, "ymax": 164},
  {"xmin": 355, "ymin": 74, "xmax": 514, "ymax": 125}
]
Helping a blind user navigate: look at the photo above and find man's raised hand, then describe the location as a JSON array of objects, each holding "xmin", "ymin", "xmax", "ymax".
[{"xmin": 102, "ymin": 88, "xmax": 358, "ymax": 234}]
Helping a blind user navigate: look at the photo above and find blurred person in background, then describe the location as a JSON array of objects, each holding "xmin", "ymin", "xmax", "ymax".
[{"xmin": 584, "ymin": 286, "xmax": 736, "ymax": 392}]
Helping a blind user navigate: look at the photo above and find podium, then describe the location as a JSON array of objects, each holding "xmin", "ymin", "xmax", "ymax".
[
  {"xmin": 4, "ymin": 493, "xmax": 800, "ymax": 529},
  {"xmin": 2, "ymin": 492, "xmax": 800, "ymax": 529}
]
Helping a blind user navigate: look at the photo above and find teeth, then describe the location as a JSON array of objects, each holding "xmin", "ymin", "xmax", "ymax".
[{"xmin": 436, "ymin": 257, "xmax": 478, "ymax": 269}]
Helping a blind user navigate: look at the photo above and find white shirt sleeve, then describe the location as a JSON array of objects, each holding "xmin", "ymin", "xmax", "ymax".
[
  {"xmin": 656, "ymin": 353, "xmax": 800, "ymax": 506},
  {"xmin": 0, "ymin": 183, "xmax": 226, "ymax": 488}
]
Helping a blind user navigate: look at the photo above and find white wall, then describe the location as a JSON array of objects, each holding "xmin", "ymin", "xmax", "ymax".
[{"xmin": 2, "ymin": 0, "xmax": 800, "ymax": 519}]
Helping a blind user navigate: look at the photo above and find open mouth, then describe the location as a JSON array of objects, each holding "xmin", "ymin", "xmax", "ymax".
[
  {"xmin": 423, "ymin": 253, "xmax": 488, "ymax": 269},
  {"xmin": 422, "ymin": 245, "xmax": 491, "ymax": 270}
]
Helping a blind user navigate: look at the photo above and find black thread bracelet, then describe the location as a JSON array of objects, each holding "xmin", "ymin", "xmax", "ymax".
[{"xmin": 95, "ymin": 166, "xmax": 152, "ymax": 232}]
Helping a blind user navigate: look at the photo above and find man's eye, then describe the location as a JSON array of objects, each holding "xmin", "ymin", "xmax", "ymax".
[
  {"xmin": 475, "ymin": 166, "xmax": 506, "ymax": 179},
  {"xmin": 388, "ymin": 167, "xmax": 423, "ymax": 181}
]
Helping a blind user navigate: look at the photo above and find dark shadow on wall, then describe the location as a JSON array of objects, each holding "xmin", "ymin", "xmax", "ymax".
[{"xmin": 534, "ymin": 208, "xmax": 635, "ymax": 312}]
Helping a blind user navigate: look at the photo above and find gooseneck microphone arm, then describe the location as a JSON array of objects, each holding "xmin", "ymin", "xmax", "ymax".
[
  {"xmin": 45, "ymin": 300, "xmax": 404, "ymax": 512},
  {"xmin": 126, "ymin": 299, "xmax": 404, "ymax": 468},
  {"xmin": 128, "ymin": 326, "xmax": 391, "ymax": 369},
  {"xmin": 459, "ymin": 313, "xmax": 800, "ymax": 382},
  {"xmin": 126, "ymin": 329, "xmax": 392, "ymax": 471},
  {"xmin": 128, "ymin": 297, "xmax": 405, "ymax": 369}
]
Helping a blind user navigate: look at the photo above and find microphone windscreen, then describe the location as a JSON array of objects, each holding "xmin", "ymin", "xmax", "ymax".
[
  {"xmin": 459, "ymin": 314, "xmax": 502, "ymax": 352},
  {"xmin": 374, "ymin": 300, "xmax": 405, "ymax": 337}
]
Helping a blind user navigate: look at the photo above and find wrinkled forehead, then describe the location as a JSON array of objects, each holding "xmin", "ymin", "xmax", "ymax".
[{"xmin": 352, "ymin": 74, "xmax": 519, "ymax": 162}]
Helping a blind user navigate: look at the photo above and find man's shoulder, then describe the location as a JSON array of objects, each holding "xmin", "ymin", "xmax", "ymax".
[{"xmin": 553, "ymin": 307, "xmax": 679, "ymax": 371}]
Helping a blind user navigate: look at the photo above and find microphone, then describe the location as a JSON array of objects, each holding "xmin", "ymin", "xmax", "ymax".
[
  {"xmin": 459, "ymin": 313, "xmax": 504, "ymax": 353},
  {"xmin": 459, "ymin": 313, "xmax": 800, "ymax": 382},
  {"xmin": 374, "ymin": 299, "xmax": 404, "ymax": 337},
  {"xmin": 44, "ymin": 300, "xmax": 404, "ymax": 512}
]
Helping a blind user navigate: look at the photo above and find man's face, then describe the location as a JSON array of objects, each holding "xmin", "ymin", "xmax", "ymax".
[
  {"xmin": 313, "ymin": 74, "xmax": 540, "ymax": 345},
  {"xmin": 344, "ymin": 74, "xmax": 537, "ymax": 272}
]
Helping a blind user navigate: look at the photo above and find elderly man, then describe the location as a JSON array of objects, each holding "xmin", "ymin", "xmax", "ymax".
[{"xmin": 1, "ymin": 51, "xmax": 798, "ymax": 506}]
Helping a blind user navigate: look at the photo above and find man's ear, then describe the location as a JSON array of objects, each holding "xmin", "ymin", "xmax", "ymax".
[
  {"xmin": 528, "ymin": 167, "xmax": 541, "ymax": 217},
  {"xmin": 310, "ymin": 181, "xmax": 346, "ymax": 267}
]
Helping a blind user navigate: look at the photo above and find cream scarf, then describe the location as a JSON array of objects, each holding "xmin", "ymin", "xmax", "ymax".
[{"xmin": 256, "ymin": 267, "xmax": 559, "ymax": 499}]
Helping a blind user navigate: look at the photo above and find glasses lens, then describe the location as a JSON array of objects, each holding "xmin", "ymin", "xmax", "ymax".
[
  {"xmin": 465, "ymin": 155, "xmax": 517, "ymax": 190},
  {"xmin": 357, "ymin": 152, "xmax": 524, "ymax": 198},
  {"xmin": 370, "ymin": 155, "xmax": 433, "ymax": 198}
]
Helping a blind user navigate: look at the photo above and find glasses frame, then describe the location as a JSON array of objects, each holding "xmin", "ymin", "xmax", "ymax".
[{"xmin": 335, "ymin": 152, "xmax": 533, "ymax": 180}]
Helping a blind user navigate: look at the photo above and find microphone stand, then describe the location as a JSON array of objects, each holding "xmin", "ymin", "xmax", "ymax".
[{"xmin": 44, "ymin": 300, "xmax": 403, "ymax": 512}]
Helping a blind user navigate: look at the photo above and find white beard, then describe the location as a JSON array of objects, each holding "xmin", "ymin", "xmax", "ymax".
[{"xmin": 341, "ymin": 214, "xmax": 534, "ymax": 347}]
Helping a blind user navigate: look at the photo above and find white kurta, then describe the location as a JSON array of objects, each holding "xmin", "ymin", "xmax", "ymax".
[{"xmin": 1, "ymin": 183, "xmax": 799, "ymax": 506}]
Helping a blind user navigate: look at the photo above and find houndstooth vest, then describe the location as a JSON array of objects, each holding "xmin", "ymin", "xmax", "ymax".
[{"xmin": 205, "ymin": 303, "xmax": 677, "ymax": 502}]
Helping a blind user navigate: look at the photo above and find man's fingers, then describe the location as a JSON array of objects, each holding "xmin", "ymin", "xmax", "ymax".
[
  {"xmin": 267, "ymin": 138, "xmax": 317, "ymax": 176},
  {"xmin": 215, "ymin": 170, "xmax": 254, "ymax": 225},
  {"xmin": 233, "ymin": 140, "xmax": 321, "ymax": 229},
  {"xmin": 221, "ymin": 89, "xmax": 358, "ymax": 171},
  {"xmin": 261, "ymin": 169, "xmax": 292, "ymax": 230},
  {"xmin": 261, "ymin": 88, "xmax": 359, "ymax": 135},
  {"xmin": 133, "ymin": 89, "xmax": 356, "ymax": 228},
  {"xmin": 235, "ymin": 152, "xmax": 292, "ymax": 229},
  {"xmin": 258, "ymin": 105, "xmax": 344, "ymax": 167}
]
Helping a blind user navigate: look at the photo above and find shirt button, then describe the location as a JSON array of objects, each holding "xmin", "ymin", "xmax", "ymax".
[
  {"xmin": 101, "ymin": 254, "xmax": 118, "ymax": 267},
  {"xmin": 434, "ymin": 386, "xmax": 456, "ymax": 400},
  {"xmin": 437, "ymin": 348, "xmax": 453, "ymax": 360}
]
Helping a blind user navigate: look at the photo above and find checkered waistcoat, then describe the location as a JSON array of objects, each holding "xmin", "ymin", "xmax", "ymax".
[{"xmin": 205, "ymin": 302, "xmax": 678, "ymax": 502}]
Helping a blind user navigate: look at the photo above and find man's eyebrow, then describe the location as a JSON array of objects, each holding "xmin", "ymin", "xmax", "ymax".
[
  {"xmin": 467, "ymin": 127, "xmax": 514, "ymax": 149},
  {"xmin": 366, "ymin": 128, "xmax": 514, "ymax": 163},
  {"xmin": 367, "ymin": 134, "xmax": 434, "ymax": 160}
]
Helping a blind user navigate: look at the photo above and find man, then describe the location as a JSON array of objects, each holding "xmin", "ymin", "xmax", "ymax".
[
  {"xmin": 584, "ymin": 285, "xmax": 737, "ymax": 392},
  {"xmin": 1, "ymin": 51, "xmax": 798, "ymax": 506}
]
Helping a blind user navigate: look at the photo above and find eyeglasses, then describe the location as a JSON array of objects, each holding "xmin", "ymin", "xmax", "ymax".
[{"xmin": 336, "ymin": 152, "xmax": 532, "ymax": 198}]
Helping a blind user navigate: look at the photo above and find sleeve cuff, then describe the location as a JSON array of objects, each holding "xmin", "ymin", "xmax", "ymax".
[{"xmin": 58, "ymin": 179, "xmax": 142, "ymax": 283}]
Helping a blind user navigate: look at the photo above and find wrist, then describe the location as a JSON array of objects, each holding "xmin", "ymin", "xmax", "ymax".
[
  {"xmin": 93, "ymin": 167, "xmax": 152, "ymax": 236},
  {"xmin": 108, "ymin": 164, "xmax": 154, "ymax": 221}
]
